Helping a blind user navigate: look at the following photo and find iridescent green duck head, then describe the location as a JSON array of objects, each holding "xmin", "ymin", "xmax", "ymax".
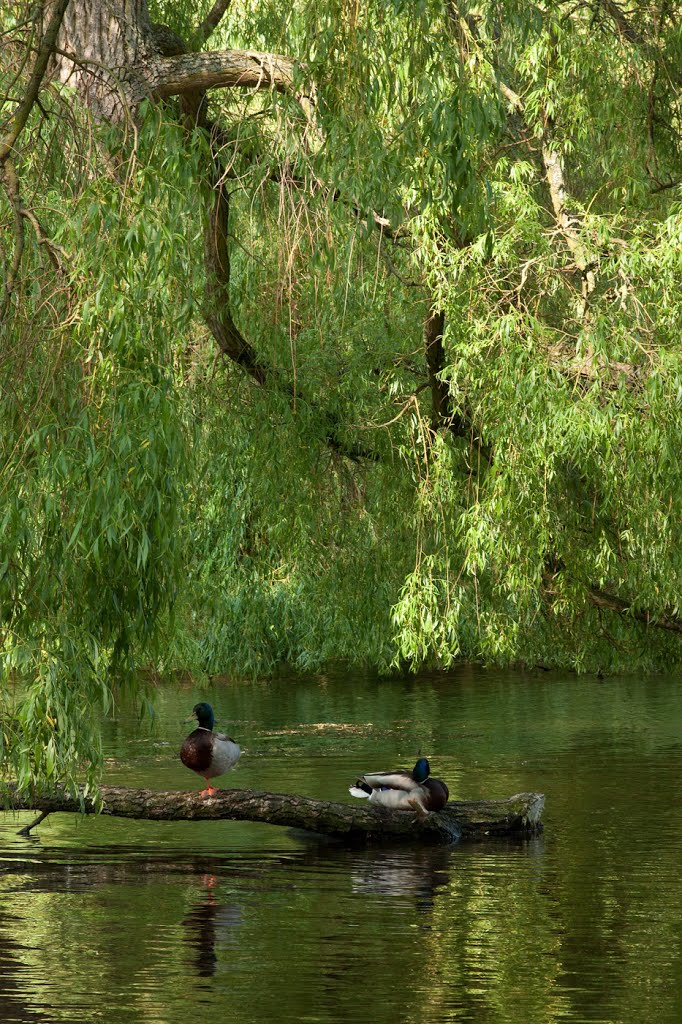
[
  {"xmin": 412, "ymin": 757, "xmax": 430, "ymax": 783},
  {"xmin": 191, "ymin": 702, "xmax": 215, "ymax": 730}
]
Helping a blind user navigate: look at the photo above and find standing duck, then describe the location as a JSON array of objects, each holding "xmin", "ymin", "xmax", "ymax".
[
  {"xmin": 349, "ymin": 757, "xmax": 449, "ymax": 817},
  {"xmin": 180, "ymin": 702, "xmax": 241, "ymax": 797}
]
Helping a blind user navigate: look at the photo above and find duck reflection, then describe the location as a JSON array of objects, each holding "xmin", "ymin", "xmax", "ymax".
[
  {"xmin": 182, "ymin": 874, "xmax": 242, "ymax": 978},
  {"xmin": 349, "ymin": 845, "xmax": 452, "ymax": 913}
]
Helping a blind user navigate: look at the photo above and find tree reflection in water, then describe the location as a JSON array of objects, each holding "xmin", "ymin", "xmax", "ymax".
[{"xmin": 182, "ymin": 874, "xmax": 243, "ymax": 978}]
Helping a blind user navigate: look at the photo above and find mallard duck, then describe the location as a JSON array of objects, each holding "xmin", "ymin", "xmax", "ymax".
[
  {"xmin": 180, "ymin": 702, "xmax": 241, "ymax": 797},
  {"xmin": 349, "ymin": 756, "xmax": 449, "ymax": 817}
]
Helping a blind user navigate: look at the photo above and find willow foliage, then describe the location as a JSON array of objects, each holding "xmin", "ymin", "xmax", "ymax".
[{"xmin": 1, "ymin": 0, "xmax": 682, "ymax": 787}]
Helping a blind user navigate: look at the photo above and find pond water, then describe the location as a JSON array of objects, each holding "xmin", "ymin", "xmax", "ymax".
[{"xmin": 1, "ymin": 666, "xmax": 682, "ymax": 1024}]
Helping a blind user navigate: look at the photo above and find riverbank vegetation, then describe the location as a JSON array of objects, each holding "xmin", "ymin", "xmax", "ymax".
[{"xmin": 2, "ymin": 0, "xmax": 682, "ymax": 787}]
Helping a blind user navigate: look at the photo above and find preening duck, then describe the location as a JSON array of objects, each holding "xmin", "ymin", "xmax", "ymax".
[
  {"xmin": 349, "ymin": 757, "xmax": 449, "ymax": 817},
  {"xmin": 180, "ymin": 702, "xmax": 241, "ymax": 797}
]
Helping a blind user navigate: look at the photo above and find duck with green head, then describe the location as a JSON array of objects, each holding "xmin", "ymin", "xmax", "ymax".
[
  {"xmin": 349, "ymin": 757, "xmax": 449, "ymax": 817},
  {"xmin": 180, "ymin": 702, "xmax": 241, "ymax": 797}
]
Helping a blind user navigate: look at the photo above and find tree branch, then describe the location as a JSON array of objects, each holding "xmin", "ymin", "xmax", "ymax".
[
  {"xmin": 422, "ymin": 301, "xmax": 490, "ymax": 457},
  {"xmin": 587, "ymin": 586, "xmax": 682, "ymax": 635},
  {"xmin": 541, "ymin": 142, "xmax": 596, "ymax": 314},
  {"xmin": 453, "ymin": 7, "xmax": 597, "ymax": 313},
  {"xmin": 203, "ymin": 174, "xmax": 270, "ymax": 385},
  {"xmin": 0, "ymin": 0, "xmax": 71, "ymax": 164},
  {"xmin": 0, "ymin": 159, "xmax": 24, "ymax": 320},
  {"xmin": 0, "ymin": 0, "xmax": 71, "ymax": 316},
  {"xmin": 193, "ymin": 0, "xmax": 235, "ymax": 49},
  {"xmin": 424, "ymin": 305, "xmax": 451, "ymax": 433},
  {"xmin": 3, "ymin": 785, "xmax": 545, "ymax": 844},
  {"xmin": 142, "ymin": 49, "xmax": 295, "ymax": 100},
  {"xmin": 189, "ymin": 102, "xmax": 379, "ymax": 460},
  {"xmin": 595, "ymin": 0, "xmax": 645, "ymax": 45}
]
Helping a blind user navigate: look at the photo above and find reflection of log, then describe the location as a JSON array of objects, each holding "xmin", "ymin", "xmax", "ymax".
[{"xmin": 4, "ymin": 786, "xmax": 544, "ymax": 843}]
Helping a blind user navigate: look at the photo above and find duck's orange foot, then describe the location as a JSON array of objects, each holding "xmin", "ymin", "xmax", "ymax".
[{"xmin": 198, "ymin": 786, "xmax": 219, "ymax": 797}]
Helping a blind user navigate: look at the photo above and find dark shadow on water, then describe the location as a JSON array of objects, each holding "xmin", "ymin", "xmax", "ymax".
[{"xmin": 0, "ymin": 925, "xmax": 49, "ymax": 1023}]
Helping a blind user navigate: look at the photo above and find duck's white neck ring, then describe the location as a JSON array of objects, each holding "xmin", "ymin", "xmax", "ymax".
[{"xmin": 196, "ymin": 726, "xmax": 212, "ymax": 731}]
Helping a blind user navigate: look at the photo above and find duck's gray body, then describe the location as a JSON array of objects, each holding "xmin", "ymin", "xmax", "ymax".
[
  {"xmin": 180, "ymin": 727, "xmax": 241, "ymax": 781},
  {"xmin": 206, "ymin": 733, "xmax": 241, "ymax": 778},
  {"xmin": 179, "ymin": 733, "xmax": 240, "ymax": 778}
]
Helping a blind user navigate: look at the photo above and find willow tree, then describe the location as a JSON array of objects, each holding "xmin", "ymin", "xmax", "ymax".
[{"xmin": 2, "ymin": 0, "xmax": 682, "ymax": 789}]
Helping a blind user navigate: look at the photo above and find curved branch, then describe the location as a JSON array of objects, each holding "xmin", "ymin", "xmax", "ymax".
[
  {"xmin": 142, "ymin": 49, "xmax": 295, "ymax": 100},
  {"xmin": 3, "ymin": 785, "xmax": 545, "ymax": 843},
  {"xmin": 588, "ymin": 586, "xmax": 682, "ymax": 635},
  {"xmin": 200, "ymin": 126, "xmax": 378, "ymax": 461},
  {"xmin": 1, "ymin": 0, "xmax": 71, "ymax": 315},
  {"xmin": 193, "ymin": 0, "xmax": 235, "ymax": 49}
]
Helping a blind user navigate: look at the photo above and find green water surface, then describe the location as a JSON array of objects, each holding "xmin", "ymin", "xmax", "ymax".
[{"xmin": 1, "ymin": 667, "xmax": 681, "ymax": 1024}]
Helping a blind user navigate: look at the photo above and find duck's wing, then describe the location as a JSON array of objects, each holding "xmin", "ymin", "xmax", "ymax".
[
  {"xmin": 367, "ymin": 787, "xmax": 417, "ymax": 809},
  {"xmin": 208, "ymin": 735, "xmax": 241, "ymax": 776},
  {"xmin": 359, "ymin": 770, "xmax": 419, "ymax": 792},
  {"xmin": 214, "ymin": 731, "xmax": 238, "ymax": 744}
]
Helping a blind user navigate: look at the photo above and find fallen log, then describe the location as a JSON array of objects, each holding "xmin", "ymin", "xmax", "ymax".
[{"xmin": 3, "ymin": 785, "xmax": 544, "ymax": 844}]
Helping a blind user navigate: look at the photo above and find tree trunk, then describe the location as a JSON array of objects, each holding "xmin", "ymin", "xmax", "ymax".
[
  {"xmin": 4, "ymin": 785, "xmax": 545, "ymax": 844},
  {"xmin": 54, "ymin": 0, "xmax": 155, "ymax": 121},
  {"xmin": 53, "ymin": 0, "xmax": 296, "ymax": 122}
]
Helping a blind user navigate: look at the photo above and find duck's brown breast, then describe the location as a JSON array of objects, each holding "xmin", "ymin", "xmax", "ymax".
[
  {"xmin": 180, "ymin": 730, "xmax": 213, "ymax": 773},
  {"xmin": 424, "ymin": 778, "xmax": 449, "ymax": 812}
]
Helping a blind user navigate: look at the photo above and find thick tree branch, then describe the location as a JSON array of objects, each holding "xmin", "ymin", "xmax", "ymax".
[
  {"xmin": 203, "ymin": 176, "xmax": 270, "ymax": 385},
  {"xmin": 191, "ymin": 98, "xmax": 378, "ymax": 460},
  {"xmin": 142, "ymin": 49, "xmax": 295, "ymax": 100},
  {"xmin": 149, "ymin": 22, "xmax": 187, "ymax": 57},
  {"xmin": 0, "ymin": 160, "xmax": 24, "ymax": 320},
  {"xmin": 453, "ymin": 8, "xmax": 597, "ymax": 313},
  {"xmin": 3, "ymin": 785, "xmax": 546, "ymax": 844},
  {"xmin": 424, "ymin": 306, "xmax": 450, "ymax": 433},
  {"xmin": 422, "ymin": 302, "xmax": 490, "ymax": 457},
  {"xmin": 541, "ymin": 142, "xmax": 596, "ymax": 314},
  {"xmin": 588, "ymin": 586, "xmax": 682, "ymax": 635}
]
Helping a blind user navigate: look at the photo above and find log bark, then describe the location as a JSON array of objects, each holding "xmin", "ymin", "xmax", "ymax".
[{"xmin": 3, "ymin": 785, "xmax": 545, "ymax": 844}]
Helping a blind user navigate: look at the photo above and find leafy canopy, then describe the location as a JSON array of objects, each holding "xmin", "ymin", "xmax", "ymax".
[{"xmin": 2, "ymin": 0, "xmax": 682, "ymax": 788}]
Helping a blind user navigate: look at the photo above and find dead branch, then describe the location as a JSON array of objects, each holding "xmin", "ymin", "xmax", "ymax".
[{"xmin": 3, "ymin": 784, "xmax": 546, "ymax": 844}]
